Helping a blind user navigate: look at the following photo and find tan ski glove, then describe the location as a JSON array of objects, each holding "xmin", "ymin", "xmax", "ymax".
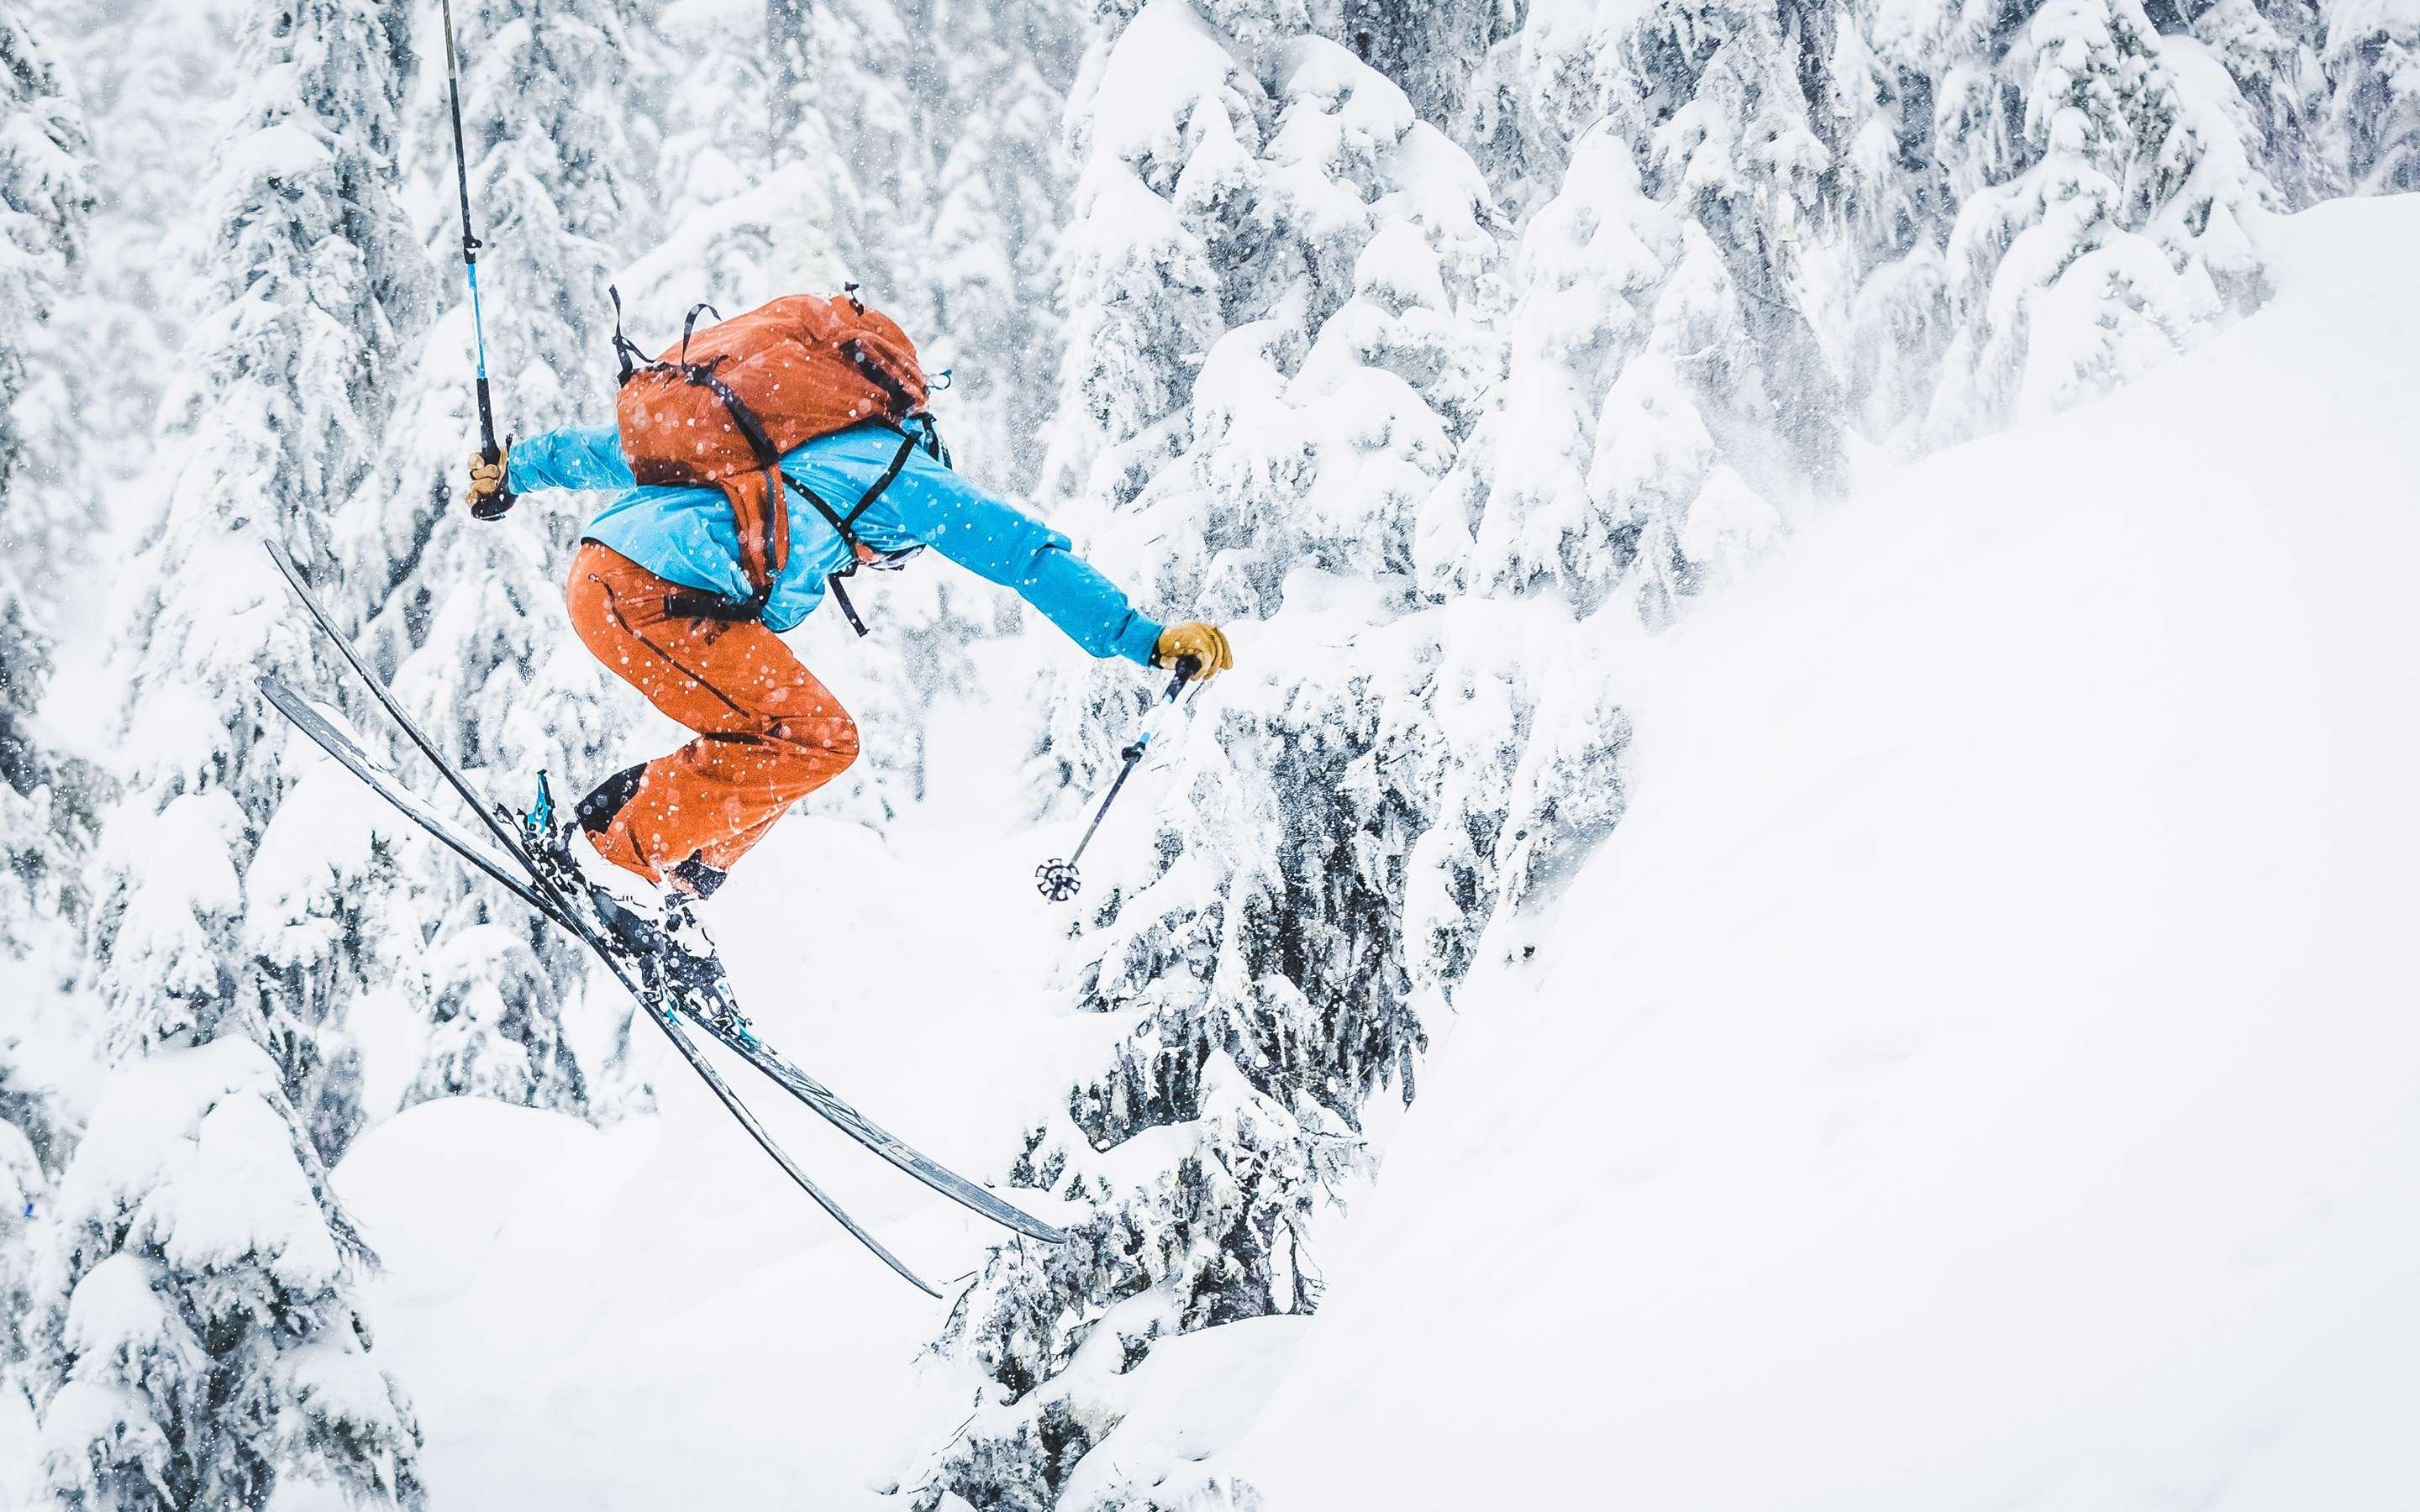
[{"xmin": 1154, "ymin": 621, "xmax": 1234, "ymax": 680}]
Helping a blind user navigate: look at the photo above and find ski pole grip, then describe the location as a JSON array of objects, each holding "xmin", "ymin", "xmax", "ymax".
[
  {"xmin": 471, "ymin": 433, "xmax": 515, "ymax": 521},
  {"xmin": 1160, "ymin": 655, "xmax": 1200, "ymax": 701}
]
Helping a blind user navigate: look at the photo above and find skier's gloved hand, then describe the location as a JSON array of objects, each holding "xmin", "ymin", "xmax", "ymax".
[
  {"xmin": 1154, "ymin": 621, "xmax": 1234, "ymax": 680},
  {"xmin": 466, "ymin": 444, "xmax": 515, "ymax": 521}
]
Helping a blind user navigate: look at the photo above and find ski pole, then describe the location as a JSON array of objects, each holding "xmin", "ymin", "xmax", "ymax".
[
  {"xmin": 1036, "ymin": 657, "xmax": 1202, "ymax": 903},
  {"xmin": 439, "ymin": 0, "xmax": 506, "ymax": 517}
]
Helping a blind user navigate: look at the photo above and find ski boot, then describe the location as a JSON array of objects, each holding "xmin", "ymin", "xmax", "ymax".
[{"xmin": 517, "ymin": 774, "xmax": 751, "ymax": 1041}]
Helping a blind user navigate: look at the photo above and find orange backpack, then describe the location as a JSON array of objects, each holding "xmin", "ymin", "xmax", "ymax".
[{"xmin": 610, "ymin": 286, "xmax": 933, "ymax": 620}]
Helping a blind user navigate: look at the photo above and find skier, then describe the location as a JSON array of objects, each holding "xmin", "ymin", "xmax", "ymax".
[{"xmin": 460, "ymin": 297, "xmax": 1234, "ymax": 968}]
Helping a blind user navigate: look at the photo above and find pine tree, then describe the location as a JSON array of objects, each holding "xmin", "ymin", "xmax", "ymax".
[
  {"xmin": 2187, "ymin": 0, "xmax": 2335, "ymax": 207},
  {"xmin": 1, "ymin": 1031, "xmax": 73, "ymax": 1394},
  {"xmin": 1427, "ymin": 0, "xmax": 1824, "ymax": 627},
  {"xmin": 25, "ymin": 1040, "xmax": 422, "ymax": 1510},
  {"xmin": 2324, "ymin": 0, "xmax": 2420, "ymax": 194},
  {"xmin": 1330, "ymin": 0, "xmax": 1514, "ymax": 144},
  {"xmin": 1470, "ymin": 0, "xmax": 2293, "ymax": 460},
  {"xmin": 34, "ymin": 0, "xmax": 429, "ymax": 1501},
  {"xmin": 1928, "ymin": 0, "xmax": 2238, "ymax": 433},
  {"xmin": 357, "ymin": 0, "xmax": 672, "ymax": 1121},
  {"xmin": 0, "ymin": 0, "xmax": 98, "ymax": 964},
  {"xmin": 641, "ymin": 0, "xmax": 845, "ymax": 305},
  {"xmin": 920, "ymin": 0, "xmax": 1085, "ymax": 488},
  {"xmin": 911, "ymin": 11, "xmax": 1627, "ymax": 1504},
  {"xmin": 23, "ymin": 0, "xmax": 234, "ymax": 451}
]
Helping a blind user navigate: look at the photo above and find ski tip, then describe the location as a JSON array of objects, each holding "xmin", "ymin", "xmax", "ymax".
[{"xmin": 986, "ymin": 1201, "xmax": 1070, "ymax": 1245}]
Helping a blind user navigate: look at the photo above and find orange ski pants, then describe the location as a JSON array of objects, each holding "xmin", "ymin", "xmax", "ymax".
[{"xmin": 564, "ymin": 542, "xmax": 859, "ymax": 884}]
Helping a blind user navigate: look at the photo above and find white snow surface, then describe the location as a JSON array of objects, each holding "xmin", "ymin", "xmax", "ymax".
[
  {"xmin": 1231, "ymin": 197, "xmax": 2420, "ymax": 1509},
  {"xmin": 312, "ymin": 197, "xmax": 2420, "ymax": 1507},
  {"xmin": 319, "ymin": 786, "xmax": 1155, "ymax": 1507}
]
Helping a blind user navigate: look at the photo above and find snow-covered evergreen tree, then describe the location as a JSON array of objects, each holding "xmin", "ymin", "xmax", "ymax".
[
  {"xmin": 1923, "ymin": 0, "xmax": 2255, "ymax": 437},
  {"xmin": 1413, "ymin": 0, "xmax": 1844, "ymax": 627},
  {"xmin": 22, "ymin": 0, "xmax": 236, "ymax": 452},
  {"xmin": 920, "ymin": 0, "xmax": 1085, "ymax": 489},
  {"xmin": 34, "ymin": 0, "xmax": 430, "ymax": 1499},
  {"xmin": 0, "ymin": 0, "xmax": 97, "ymax": 963},
  {"xmin": 644, "ymin": 0, "xmax": 844, "ymax": 302},
  {"xmin": 352, "ymin": 0, "xmax": 675, "ymax": 1121},
  {"xmin": 905, "ymin": 9, "xmax": 1626, "ymax": 1504},
  {"xmin": 24, "ymin": 1040, "xmax": 422, "ymax": 1509},
  {"xmin": 1, "ymin": 1032, "xmax": 72, "ymax": 1393},
  {"xmin": 2185, "ymin": 0, "xmax": 2336, "ymax": 207},
  {"xmin": 76, "ymin": 0, "xmax": 431, "ymax": 1153},
  {"xmin": 1427, "ymin": 124, "xmax": 1798, "ymax": 629},
  {"xmin": 2324, "ymin": 0, "xmax": 2420, "ymax": 194},
  {"xmin": 1450, "ymin": 0, "xmax": 2294, "ymax": 478}
]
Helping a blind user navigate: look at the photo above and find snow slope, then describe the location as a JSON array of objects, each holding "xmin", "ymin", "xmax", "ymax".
[
  {"xmin": 1231, "ymin": 196, "xmax": 2420, "ymax": 1508},
  {"xmin": 313, "ymin": 708, "xmax": 1160, "ymax": 1507}
]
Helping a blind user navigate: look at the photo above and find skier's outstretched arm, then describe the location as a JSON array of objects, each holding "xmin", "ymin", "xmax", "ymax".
[
  {"xmin": 502, "ymin": 425, "xmax": 637, "ymax": 492},
  {"xmin": 897, "ymin": 471, "xmax": 1172, "ymax": 667}
]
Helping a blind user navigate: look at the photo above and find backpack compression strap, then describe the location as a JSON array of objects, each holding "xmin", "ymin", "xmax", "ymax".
[
  {"xmin": 608, "ymin": 285, "xmax": 651, "ymax": 387},
  {"xmin": 779, "ymin": 417, "xmax": 944, "ymax": 638}
]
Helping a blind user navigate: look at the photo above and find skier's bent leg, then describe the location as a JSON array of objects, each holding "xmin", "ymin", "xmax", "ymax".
[{"xmin": 564, "ymin": 543, "xmax": 859, "ymax": 884}]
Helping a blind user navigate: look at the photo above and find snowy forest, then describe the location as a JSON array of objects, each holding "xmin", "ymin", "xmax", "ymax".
[{"xmin": 2, "ymin": 0, "xmax": 2417, "ymax": 1506}]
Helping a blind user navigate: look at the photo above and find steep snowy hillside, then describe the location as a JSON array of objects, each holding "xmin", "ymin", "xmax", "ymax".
[{"xmin": 1232, "ymin": 196, "xmax": 2420, "ymax": 1509}]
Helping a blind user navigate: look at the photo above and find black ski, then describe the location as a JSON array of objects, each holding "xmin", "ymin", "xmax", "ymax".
[
  {"xmin": 259, "ymin": 540, "xmax": 1067, "ymax": 1269},
  {"xmin": 256, "ymin": 564, "xmax": 939, "ymax": 1297},
  {"xmin": 495, "ymin": 798, "xmax": 1067, "ymax": 1242}
]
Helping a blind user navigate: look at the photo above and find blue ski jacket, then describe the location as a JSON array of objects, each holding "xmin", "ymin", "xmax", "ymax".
[{"xmin": 505, "ymin": 422, "xmax": 1164, "ymax": 664}]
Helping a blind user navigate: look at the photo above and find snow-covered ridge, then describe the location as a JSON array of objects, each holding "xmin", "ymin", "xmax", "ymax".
[{"xmin": 1235, "ymin": 192, "xmax": 2420, "ymax": 1509}]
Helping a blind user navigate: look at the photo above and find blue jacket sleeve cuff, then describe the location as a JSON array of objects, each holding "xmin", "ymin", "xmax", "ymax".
[{"xmin": 1123, "ymin": 616, "xmax": 1166, "ymax": 668}]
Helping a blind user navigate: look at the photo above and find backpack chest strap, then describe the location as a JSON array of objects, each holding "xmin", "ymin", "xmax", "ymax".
[{"xmin": 779, "ymin": 417, "xmax": 944, "ymax": 637}]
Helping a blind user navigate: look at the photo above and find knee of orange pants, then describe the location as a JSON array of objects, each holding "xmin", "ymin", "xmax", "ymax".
[
  {"xmin": 764, "ymin": 706, "xmax": 860, "ymax": 791},
  {"xmin": 679, "ymin": 708, "xmax": 860, "ymax": 879},
  {"xmin": 755, "ymin": 706, "xmax": 871, "ymax": 803}
]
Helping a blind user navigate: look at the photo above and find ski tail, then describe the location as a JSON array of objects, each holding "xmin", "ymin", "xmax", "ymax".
[{"xmin": 260, "ymin": 677, "xmax": 559, "ymax": 920}]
